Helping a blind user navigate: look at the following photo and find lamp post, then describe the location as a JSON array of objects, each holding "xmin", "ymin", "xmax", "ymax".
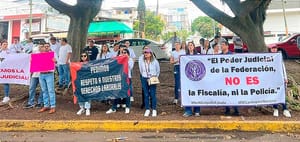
[
  {"xmin": 281, "ymin": 0, "xmax": 288, "ymax": 36},
  {"xmin": 29, "ymin": 0, "xmax": 33, "ymax": 37}
]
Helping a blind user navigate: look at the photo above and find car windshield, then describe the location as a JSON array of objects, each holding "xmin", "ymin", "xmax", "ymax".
[{"xmin": 280, "ymin": 34, "xmax": 294, "ymax": 42}]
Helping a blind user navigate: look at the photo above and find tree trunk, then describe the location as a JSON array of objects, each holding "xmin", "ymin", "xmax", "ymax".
[{"xmin": 68, "ymin": 16, "xmax": 91, "ymax": 61}]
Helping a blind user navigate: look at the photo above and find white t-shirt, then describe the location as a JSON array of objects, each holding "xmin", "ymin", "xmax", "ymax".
[
  {"xmin": 58, "ymin": 44, "xmax": 72, "ymax": 65},
  {"xmin": 171, "ymin": 49, "xmax": 186, "ymax": 65},
  {"xmin": 127, "ymin": 48, "xmax": 136, "ymax": 59},
  {"xmin": 50, "ymin": 42, "xmax": 60, "ymax": 60}
]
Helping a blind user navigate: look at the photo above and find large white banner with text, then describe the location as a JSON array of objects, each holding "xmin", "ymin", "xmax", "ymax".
[
  {"xmin": 180, "ymin": 53, "xmax": 285, "ymax": 106},
  {"xmin": 0, "ymin": 53, "xmax": 31, "ymax": 85}
]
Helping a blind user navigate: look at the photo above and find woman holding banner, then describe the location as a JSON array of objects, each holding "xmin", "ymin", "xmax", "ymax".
[
  {"xmin": 269, "ymin": 46, "xmax": 291, "ymax": 117},
  {"xmin": 106, "ymin": 48, "xmax": 134, "ymax": 114},
  {"xmin": 170, "ymin": 41, "xmax": 186, "ymax": 105},
  {"xmin": 139, "ymin": 48, "xmax": 160, "ymax": 117},
  {"xmin": 76, "ymin": 52, "xmax": 92, "ymax": 116},
  {"xmin": 0, "ymin": 41, "xmax": 10, "ymax": 103},
  {"xmin": 183, "ymin": 42, "xmax": 201, "ymax": 117}
]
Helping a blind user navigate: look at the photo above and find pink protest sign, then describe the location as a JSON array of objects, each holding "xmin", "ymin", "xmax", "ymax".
[{"xmin": 30, "ymin": 52, "xmax": 55, "ymax": 72}]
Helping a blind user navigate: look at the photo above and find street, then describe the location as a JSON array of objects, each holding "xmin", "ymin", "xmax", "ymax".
[{"xmin": 0, "ymin": 131, "xmax": 300, "ymax": 142}]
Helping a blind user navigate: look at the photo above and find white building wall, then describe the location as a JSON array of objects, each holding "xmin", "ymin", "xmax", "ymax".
[{"xmin": 264, "ymin": 10, "xmax": 300, "ymax": 33}]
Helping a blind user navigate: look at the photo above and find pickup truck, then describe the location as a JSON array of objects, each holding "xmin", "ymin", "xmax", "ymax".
[{"xmin": 267, "ymin": 33, "xmax": 300, "ymax": 58}]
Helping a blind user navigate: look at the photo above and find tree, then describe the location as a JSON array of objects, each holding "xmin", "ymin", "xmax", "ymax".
[
  {"xmin": 45, "ymin": 0, "xmax": 102, "ymax": 61},
  {"xmin": 137, "ymin": 0, "xmax": 146, "ymax": 38},
  {"xmin": 191, "ymin": 16, "xmax": 218, "ymax": 38},
  {"xmin": 161, "ymin": 30, "xmax": 191, "ymax": 42},
  {"xmin": 191, "ymin": 0, "xmax": 271, "ymax": 52},
  {"xmin": 133, "ymin": 11, "xmax": 165, "ymax": 40}
]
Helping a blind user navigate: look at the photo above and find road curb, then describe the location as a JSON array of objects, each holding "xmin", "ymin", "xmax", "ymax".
[{"xmin": 0, "ymin": 120, "xmax": 300, "ymax": 132}]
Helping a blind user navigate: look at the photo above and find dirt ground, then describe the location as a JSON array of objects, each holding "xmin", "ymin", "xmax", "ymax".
[{"xmin": 0, "ymin": 60, "xmax": 299, "ymax": 121}]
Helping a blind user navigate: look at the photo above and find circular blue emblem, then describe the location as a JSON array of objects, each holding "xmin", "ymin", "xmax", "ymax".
[{"xmin": 185, "ymin": 60, "xmax": 206, "ymax": 81}]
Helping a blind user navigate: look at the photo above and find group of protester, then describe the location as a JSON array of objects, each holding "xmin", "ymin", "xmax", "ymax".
[{"xmin": 0, "ymin": 34, "xmax": 291, "ymax": 118}]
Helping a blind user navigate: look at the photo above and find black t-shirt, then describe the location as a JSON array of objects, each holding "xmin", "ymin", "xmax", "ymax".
[{"xmin": 83, "ymin": 46, "xmax": 99, "ymax": 60}]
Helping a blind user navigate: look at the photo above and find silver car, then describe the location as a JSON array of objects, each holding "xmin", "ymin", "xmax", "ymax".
[{"xmin": 116, "ymin": 38, "xmax": 172, "ymax": 60}]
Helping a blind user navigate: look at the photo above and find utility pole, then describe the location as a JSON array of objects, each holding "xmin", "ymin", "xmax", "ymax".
[
  {"xmin": 29, "ymin": 0, "xmax": 33, "ymax": 37},
  {"xmin": 281, "ymin": 0, "xmax": 288, "ymax": 36},
  {"xmin": 156, "ymin": 0, "xmax": 159, "ymax": 16}
]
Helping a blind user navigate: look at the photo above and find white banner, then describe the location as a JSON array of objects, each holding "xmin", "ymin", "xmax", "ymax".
[
  {"xmin": 180, "ymin": 53, "xmax": 285, "ymax": 106},
  {"xmin": 0, "ymin": 53, "xmax": 31, "ymax": 85}
]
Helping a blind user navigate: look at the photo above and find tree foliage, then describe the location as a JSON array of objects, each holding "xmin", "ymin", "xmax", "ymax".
[
  {"xmin": 191, "ymin": 0, "xmax": 271, "ymax": 52},
  {"xmin": 133, "ymin": 11, "xmax": 165, "ymax": 40},
  {"xmin": 161, "ymin": 30, "xmax": 191, "ymax": 42},
  {"xmin": 191, "ymin": 16, "xmax": 218, "ymax": 38},
  {"xmin": 45, "ymin": 0, "xmax": 102, "ymax": 61}
]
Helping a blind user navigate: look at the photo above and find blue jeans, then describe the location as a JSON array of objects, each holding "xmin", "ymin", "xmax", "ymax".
[
  {"xmin": 174, "ymin": 65, "xmax": 180, "ymax": 99},
  {"xmin": 39, "ymin": 72, "xmax": 56, "ymax": 108},
  {"xmin": 184, "ymin": 107, "xmax": 200, "ymax": 115},
  {"xmin": 111, "ymin": 97, "xmax": 131, "ymax": 110},
  {"xmin": 3, "ymin": 84, "xmax": 10, "ymax": 97},
  {"xmin": 79, "ymin": 101, "xmax": 91, "ymax": 109},
  {"xmin": 273, "ymin": 104, "xmax": 287, "ymax": 110},
  {"xmin": 225, "ymin": 106, "xmax": 239, "ymax": 114},
  {"xmin": 129, "ymin": 78, "xmax": 133, "ymax": 97},
  {"xmin": 28, "ymin": 77, "xmax": 43, "ymax": 105},
  {"xmin": 141, "ymin": 77, "xmax": 157, "ymax": 110},
  {"xmin": 58, "ymin": 64, "xmax": 70, "ymax": 87}
]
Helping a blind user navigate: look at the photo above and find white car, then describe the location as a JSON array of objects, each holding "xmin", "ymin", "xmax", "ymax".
[{"xmin": 116, "ymin": 38, "xmax": 172, "ymax": 60}]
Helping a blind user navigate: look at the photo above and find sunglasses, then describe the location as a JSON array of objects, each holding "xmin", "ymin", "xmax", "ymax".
[{"xmin": 81, "ymin": 55, "xmax": 87, "ymax": 57}]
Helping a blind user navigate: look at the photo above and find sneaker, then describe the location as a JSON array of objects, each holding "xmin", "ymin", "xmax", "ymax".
[
  {"xmin": 152, "ymin": 110, "xmax": 157, "ymax": 117},
  {"xmin": 183, "ymin": 113, "xmax": 192, "ymax": 117},
  {"xmin": 121, "ymin": 104, "xmax": 126, "ymax": 108},
  {"xmin": 273, "ymin": 109, "xmax": 279, "ymax": 117},
  {"xmin": 106, "ymin": 108, "xmax": 116, "ymax": 114},
  {"xmin": 49, "ymin": 108, "xmax": 56, "ymax": 114},
  {"xmin": 195, "ymin": 113, "xmax": 200, "ymax": 117},
  {"xmin": 76, "ymin": 108, "xmax": 85, "ymax": 115},
  {"xmin": 2, "ymin": 97, "xmax": 10, "ymax": 103},
  {"xmin": 23, "ymin": 104, "xmax": 35, "ymax": 109},
  {"xmin": 125, "ymin": 107, "xmax": 130, "ymax": 114},
  {"xmin": 130, "ymin": 96, "xmax": 134, "ymax": 102},
  {"xmin": 283, "ymin": 110, "xmax": 291, "ymax": 118},
  {"xmin": 144, "ymin": 109, "xmax": 150, "ymax": 117},
  {"xmin": 117, "ymin": 104, "xmax": 121, "ymax": 108},
  {"xmin": 86, "ymin": 109, "xmax": 90, "ymax": 116},
  {"xmin": 35, "ymin": 104, "xmax": 43, "ymax": 109},
  {"xmin": 173, "ymin": 99, "xmax": 178, "ymax": 105}
]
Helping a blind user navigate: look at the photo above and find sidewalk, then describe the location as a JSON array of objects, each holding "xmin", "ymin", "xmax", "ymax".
[{"xmin": 1, "ymin": 120, "xmax": 300, "ymax": 133}]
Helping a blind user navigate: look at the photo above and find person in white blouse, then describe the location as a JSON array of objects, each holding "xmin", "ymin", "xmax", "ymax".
[
  {"xmin": 139, "ymin": 48, "xmax": 160, "ymax": 117},
  {"xmin": 96, "ymin": 43, "xmax": 111, "ymax": 60}
]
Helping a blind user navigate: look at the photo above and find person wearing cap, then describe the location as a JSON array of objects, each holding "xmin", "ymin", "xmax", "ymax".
[
  {"xmin": 83, "ymin": 39, "xmax": 99, "ymax": 61},
  {"xmin": 139, "ymin": 48, "xmax": 160, "ymax": 117},
  {"xmin": 269, "ymin": 46, "xmax": 291, "ymax": 117},
  {"xmin": 170, "ymin": 41, "xmax": 186, "ymax": 105},
  {"xmin": 233, "ymin": 35, "xmax": 243, "ymax": 53},
  {"xmin": 221, "ymin": 40, "xmax": 240, "ymax": 116}
]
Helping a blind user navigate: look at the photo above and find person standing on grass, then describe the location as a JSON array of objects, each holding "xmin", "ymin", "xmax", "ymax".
[
  {"xmin": 37, "ymin": 43, "xmax": 56, "ymax": 114},
  {"xmin": 76, "ymin": 52, "xmax": 92, "ymax": 116},
  {"xmin": 170, "ymin": 41, "xmax": 185, "ymax": 105},
  {"xmin": 139, "ymin": 48, "xmax": 160, "ymax": 117},
  {"xmin": 106, "ymin": 48, "xmax": 134, "ymax": 114},
  {"xmin": 269, "ymin": 46, "xmax": 291, "ymax": 118},
  {"xmin": 221, "ymin": 40, "xmax": 240, "ymax": 116},
  {"xmin": 0, "ymin": 41, "xmax": 11, "ymax": 103},
  {"xmin": 183, "ymin": 42, "xmax": 201, "ymax": 117},
  {"xmin": 57, "ymin": 38, "xmax": 72, "ymax": 90},
  {"xmin": 24, "ymin": 44, "xmax": 43, "ymax": 109}
]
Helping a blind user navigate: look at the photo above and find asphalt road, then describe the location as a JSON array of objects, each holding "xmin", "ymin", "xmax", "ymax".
[{"xmin": 0, "ymin": 131, "xmax": 300, "ymax": 142}]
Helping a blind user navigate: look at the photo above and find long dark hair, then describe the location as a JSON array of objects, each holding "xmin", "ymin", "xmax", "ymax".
[
  {"xmin": 186, "ymin": 41, "xmax": 197, "ymax": 55},
  {"xmin": 80, "ymin": 51, "xmax": 90, "ymax": 62}
]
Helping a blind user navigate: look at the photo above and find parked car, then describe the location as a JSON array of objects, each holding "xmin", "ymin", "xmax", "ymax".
[
  {"xmin": 116, "ymin": 38, "xmax": 172, "ymax": 60},
  {"xmin": 267, "ymin": 33, "xmax": 300, "ymax": 58}
]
